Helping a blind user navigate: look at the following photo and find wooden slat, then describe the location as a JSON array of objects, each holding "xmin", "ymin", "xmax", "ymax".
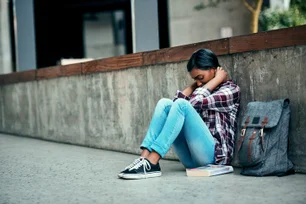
[
  {"xmin": 143, "ymin": 39, "xmax": 229, "ymax": 66},
  {"xmin": 0, "ymin": 70, "xmax": 36, "ymax": 85},
  {"xmin": 36, "ymin": 66, "xmax": 62, "ymax": 80},
  {"xmin": 229, "ymin": 25, "xmax": 306, "ymax": 54},
  {"xmin": 35, "ymin": 63, "xmax": 82, "ymax": 80},
  {"xmin": 60, "ymin": 63, "xmax": 82, "ymax": 77},
  {"xmin": 82, "ymin": 53, "xmax": 143, "ymax": 74}
]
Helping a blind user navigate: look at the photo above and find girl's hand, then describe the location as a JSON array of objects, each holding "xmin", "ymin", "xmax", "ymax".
[
  {"xmin": 215, "ymin": 67, "xmax": 228, "ymax": 82},
  {"xmin": 190, "ymin": 82, "xmax": 198, "ymax": 90}
]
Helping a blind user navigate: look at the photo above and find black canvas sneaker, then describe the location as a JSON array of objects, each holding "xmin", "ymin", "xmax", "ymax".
[
  {"xmin": 118, "ymin": 157, "xmax": 143, "ymax": 178},
  {"xmin": 121, "ymin": 158, "xmax": 162, "ymax": 179}
]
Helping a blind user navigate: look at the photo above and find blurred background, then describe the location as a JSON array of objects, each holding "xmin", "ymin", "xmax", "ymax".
[{"xmin": 0, "ymin": 0, "xmax": 305, "ymax": 74}]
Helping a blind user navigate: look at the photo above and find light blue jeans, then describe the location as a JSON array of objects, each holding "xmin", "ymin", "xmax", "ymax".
[{"xmin": 140, "ymin": 98, "xmax": 215, "ymax": 168}]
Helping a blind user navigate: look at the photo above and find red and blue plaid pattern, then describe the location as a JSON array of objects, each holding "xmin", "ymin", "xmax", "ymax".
[{"xmin": 174, "ymin": 80, "xmax": 240, "ymax": 165}]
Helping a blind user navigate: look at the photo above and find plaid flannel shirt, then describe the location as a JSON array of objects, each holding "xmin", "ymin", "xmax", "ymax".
[{"xmin": 174, "ymin": 80, "xmax": 240, "ymax": 165}]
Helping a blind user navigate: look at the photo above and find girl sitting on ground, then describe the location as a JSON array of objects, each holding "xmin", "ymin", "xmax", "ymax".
[{"xmin": 118, "ymin": 48, "xmax": 241, "ymax": 180}]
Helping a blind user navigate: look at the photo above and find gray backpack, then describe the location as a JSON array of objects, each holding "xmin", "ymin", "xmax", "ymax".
[{"xmin": 237, "ymin": 99, "xmax": 294, "ymax": 176}]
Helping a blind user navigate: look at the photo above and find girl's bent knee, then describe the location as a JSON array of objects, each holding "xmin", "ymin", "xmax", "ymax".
[
  {"xmin": 174, "ymin": 98, "xmax": 189, "ymax": 104},
  {"xmin": 173, "ymin": 98, "xmax": 191, "ymax": 112},
  {"xmin": 174, "ymin": 98, "xmax": 189, "ymax": 107},
  {"xmin": 157, "ymin": 98, "xmax": 173, "ymax": 107}
]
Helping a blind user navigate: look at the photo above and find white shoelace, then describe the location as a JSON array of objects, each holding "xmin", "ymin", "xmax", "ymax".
[
  {"xmin": 129, "ymin": 158, "xmax": 151, "ymax": 177},
  {"xmin": 124, "ymin": 157, "xmax": 143, "ymax": 170}
]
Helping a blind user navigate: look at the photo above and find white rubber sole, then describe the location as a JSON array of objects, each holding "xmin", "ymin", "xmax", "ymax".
[
  {"xmin": 120, "ymin": 171, "xmax": 162, "ymax": 180},
  {"xmin": 118, "ymin": 172, "xmax": 124, "ymax": 178}
]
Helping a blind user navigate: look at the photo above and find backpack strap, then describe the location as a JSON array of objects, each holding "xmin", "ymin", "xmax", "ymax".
[
  {"xmin": 247, "ymin": 129, "xmax": 258, "ymax": 163},
  {"xmin": 260, "ymin": 117, "xmax": 269, "ymax": 151},
  {"xmin": 247, "ymin": 117, "xmax": 269, "ymax": 163},
  {"xmin": 237, "ymin": 116, "xmax": 250, "ymax": 152}
]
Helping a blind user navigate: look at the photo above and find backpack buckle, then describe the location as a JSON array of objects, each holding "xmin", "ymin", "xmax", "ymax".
[
  {"xmin": 260, "ymin": 117, "xmax": 269, "ymax": 151},
  {"xmin": 241, "ymin": 116, "xmax": 250, "ymax": 137},
  {"xmin": 237, "ymin": 116, "xmax": 250, "ymax": 152},
  {"xmin": 241, "ymin": 129, "xmax": 246, "ymax": 136},
  {"xmin": 260, "ymin": 128, "xmax": 264, "ymax": 137},
  {"xmin": 260, "ymin": 117, "xmax": 268, "ymax": 137}
]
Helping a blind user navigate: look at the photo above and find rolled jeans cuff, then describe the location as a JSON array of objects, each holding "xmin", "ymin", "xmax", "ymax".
[
  {"xmin": 150, "ymin": 143, "xmax": 167, "ymax": 158},
  {"xmin": 140, "ymin": 143, "xmax": 152, "ymax": 152}
]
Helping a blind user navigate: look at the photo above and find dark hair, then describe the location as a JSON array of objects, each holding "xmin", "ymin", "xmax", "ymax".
[{"xmin": 187, "ymin": 48, "xmax": 221, "ymax": 72}]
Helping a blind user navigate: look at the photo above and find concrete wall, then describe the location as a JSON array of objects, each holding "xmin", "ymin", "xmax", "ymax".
[
  {"xmin": 168, "ymin": 0, "xmax": 252, "ymax": 46},
  {"xmin": 0, "ymin": 45, "xmax": 305, "ymax": 172}
]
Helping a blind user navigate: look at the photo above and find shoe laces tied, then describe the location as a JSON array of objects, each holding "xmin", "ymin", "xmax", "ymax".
[
  {"xmin": 125, "ymin": 157, "xmax": 143, "ymax": 170},
  {"xmin": 129, "ymin": 158, "xmax": 151, "ymax": 178}
]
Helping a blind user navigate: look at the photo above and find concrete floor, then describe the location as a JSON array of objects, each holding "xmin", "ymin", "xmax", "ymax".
[{"xmin": 0, "ymin": 133, "xmax": 305, "ymax": 204}]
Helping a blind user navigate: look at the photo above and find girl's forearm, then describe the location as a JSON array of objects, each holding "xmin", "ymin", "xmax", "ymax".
[
  {"xmin": 182, "ymin": 82, "xmax": 198, "ymax": 96},
  {"xmin": 203, "ymin": 77, "xmax": 223, "ymax": 92}
]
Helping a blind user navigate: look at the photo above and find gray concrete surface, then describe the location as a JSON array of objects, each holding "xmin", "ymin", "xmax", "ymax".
[
  {"xmin": 1, "ymin": 133, "xmax": 306, "ymax": 204},
  {"xmin": 0, "ymin": 45, "xmax": 306, "ymax": 172}
]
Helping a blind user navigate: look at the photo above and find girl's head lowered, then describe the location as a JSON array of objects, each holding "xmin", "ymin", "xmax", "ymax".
[{"xmin": 187, "ymin": 49, "xmax": 221, "ymax": 86}]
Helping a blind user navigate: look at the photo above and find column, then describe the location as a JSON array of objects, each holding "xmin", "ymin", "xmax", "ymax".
[
  {"xmin": 131, "ymin": 0, "xmax": 159, "ymax": 53},
  {"xmin": 14, "ymin": 0, "xmax": 36, "ymax": 71},
  {"xmin": 0, "ymin": 0, "xmax": 13, "ymax": 74}
]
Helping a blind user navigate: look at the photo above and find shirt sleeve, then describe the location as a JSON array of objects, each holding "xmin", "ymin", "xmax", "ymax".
[
  {"xmin": 189, "ymin": 83, "xmax": 240, "ymax": 113},
  {"xmin": 173, "ymin": 90, "xmax": 190, "ymax": 101}
]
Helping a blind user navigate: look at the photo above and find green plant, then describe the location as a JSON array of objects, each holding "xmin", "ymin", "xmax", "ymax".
[
  {"xmin": 291, "ymin": 0, "xmax": 306, "ymax": 15},
  {"xmin": 259, "ymin": 5, "xmax": 306, "ymax": 31}
]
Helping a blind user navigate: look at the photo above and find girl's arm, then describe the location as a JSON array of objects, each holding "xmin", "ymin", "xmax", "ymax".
[
  {"xmin": 182, "ymin": 82, "xmax": 198, "ymax": 97},
  {"xmin": 190, "ymin": 84, "xmax": 240, "ymax": 113}
]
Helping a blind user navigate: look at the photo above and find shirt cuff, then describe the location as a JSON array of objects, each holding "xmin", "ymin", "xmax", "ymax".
[{"xmin": 173, "ymin": 90, "xmax": 190, "ymax": 101}]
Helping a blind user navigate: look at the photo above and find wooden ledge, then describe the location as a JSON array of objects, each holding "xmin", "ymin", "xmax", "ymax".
[
  {"xmin": 229, "ymin": 25, "xmax": 306, "ymax": 53},
  {"xmin": 0, "ymin": 70, "xmax": 36, "ymax": 85},
  {"xmin": 36, "ymin": 63, "xmax": 82, "ymax": 80},
  {"xmin": 143, "ymin": 39, "xmax": 229, "ymax": 65},
  {"xmin": 1, "ymin": 25, "xmax": 306, "ymax": 85},
  {"xmin": 82, "ymin": 53, "xmax": 143, "ymax": 74}
]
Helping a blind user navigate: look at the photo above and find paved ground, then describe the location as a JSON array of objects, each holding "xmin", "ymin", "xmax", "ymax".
[{"xmin": 0, "ymin": 133, "xmax": 305, "ymax": 204}]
